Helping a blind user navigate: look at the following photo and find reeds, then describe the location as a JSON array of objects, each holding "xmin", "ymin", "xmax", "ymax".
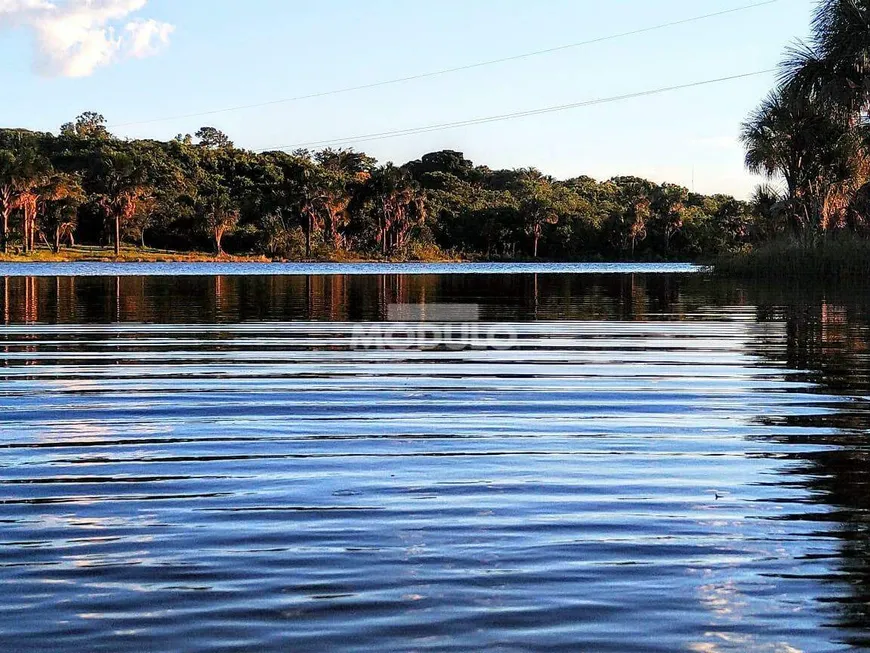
[{"xmin": 715, "ymin": 235, "xmax": 870, "ymax": 279}]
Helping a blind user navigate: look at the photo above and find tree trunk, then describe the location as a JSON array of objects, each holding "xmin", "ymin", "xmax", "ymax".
[
  {"xmin": 1, "ymin": 208, "xmax": 7, "ymax": 254},
  {"xmin": 114, "ymin": 215, "xmax": 120, "ymax": 256},
  {"xmin": 305, "ymin": 213, "xmax": 312, "ymax": 258},
  {"xmin": 0, "ymin": 187, "xmax": 10, "ymax": 254}
]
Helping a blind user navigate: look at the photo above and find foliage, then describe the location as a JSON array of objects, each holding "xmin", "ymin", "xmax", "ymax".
[
  {"xmin": 741, "ymin": 0, "xmax": 870, "ymax": 237},
  {"xmin": 0, "ymin": 113, "xmax": 767, "ymax": 261}
]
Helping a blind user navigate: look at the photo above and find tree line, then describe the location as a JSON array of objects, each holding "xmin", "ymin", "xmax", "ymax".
[{"xmin": 0, "ymin": 116, "xmax": 759, "ymax": 261}]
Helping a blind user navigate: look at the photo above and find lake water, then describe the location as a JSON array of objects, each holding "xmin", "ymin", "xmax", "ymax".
[{"xmin": 1, "ymin": 265, "xmax": 868, "ymax": 652}]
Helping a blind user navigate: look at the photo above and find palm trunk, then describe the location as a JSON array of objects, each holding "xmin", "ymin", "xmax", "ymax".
[
  {"xmin": 0, "ymin": 187, "xmax": 10, "ymax": 254},
  {"xmin": 1, "ymin": 209, "xmax": 7, "ymax": 254},
  {"xmin": 114, "ymin": 215, "xmax": 120, "ymax": 256},
  {"xmin": 306, "ymin": 213, "xmax": 312, "ymax": 258}
]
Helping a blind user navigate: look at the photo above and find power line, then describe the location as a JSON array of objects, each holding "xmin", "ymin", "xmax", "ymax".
[
  {"xmin": 108, "ymin": 0, "xmax": 782, "ymax": 129},
  {"xmin": 258, "ymin": 69, "xmax": 776, "ymax": 151}
]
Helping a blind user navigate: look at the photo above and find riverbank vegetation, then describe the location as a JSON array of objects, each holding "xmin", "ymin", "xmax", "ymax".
[
  {"xmin": 0, "ymin": 0, "xmax": 867, "ymax": 271},
  {"xmin": 716, "ymin": 234, "xmax": 870, "ymax": 279},
  {"xmin": 729, "ymin": 0, "xmax": 870, "ymax": 276},
  {"xmin": 0, "ymin": 118, "xmax": 758, "ymax": 263}
]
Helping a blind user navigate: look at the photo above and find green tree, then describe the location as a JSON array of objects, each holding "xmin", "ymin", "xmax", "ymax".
[
  {"xmin": 315, "ymin": 149, "xmax": 375, "ymax": 250},
  {"xmin": 93, "ymin": 151, "xmax": 152, "ymax": 256},
  {"xmin": 197, "ymin": 177, "xmax": 240, "ymax": 255},
  {"xmin": 651, "ymin": 183, "xmax": 689, "ymax": 254},
  {"xmin": 365, "ymin": 165, "xmax": 427, "ymax": 256},
  {"xmin": 742, "ymin": 87, "xmax": 866, "ymax": 233},
  {"xmin": 196, "ymin": 127, "xmax": 233, "ymax": 150},
  {"xmin": 0, "ymin": 139, "xmax": 52, "ymax": 253},
  {"xmin": 515, "ymin": 169, "xmax": 577, "ymax": 258},
  {"xmin": 60, "ymin": 112, "xmax": 112, "ymax": 140},
  {"xmin": 40, "ymin": 173, "xmax": 85, "ymax": 252}
]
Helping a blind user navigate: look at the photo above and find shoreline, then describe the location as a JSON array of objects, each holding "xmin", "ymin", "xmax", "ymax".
[
  {"xmin": 0, "ymin": 245, "xmax": 465, "ymax": 264},
  {"xmin": 0, "ymin": 245, "xmax": 692, "ymax": 266}
]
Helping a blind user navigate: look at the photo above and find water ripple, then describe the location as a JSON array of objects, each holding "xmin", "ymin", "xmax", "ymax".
[{"xmin": 0, "ymin": 278, "xmax": 868, "ymax": 652}]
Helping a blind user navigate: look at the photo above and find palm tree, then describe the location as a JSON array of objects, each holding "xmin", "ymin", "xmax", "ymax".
[
  {"xmin": 297, "ymin": 166, "xmax": 327, "ymax": 259},
  {"xmin": 750, "ymin": 184, "xmax": 788, "ymax": 240},
  {"xmin": 804, "ymin": 0, "xmax": 870, "ymax": 119},
  {"xmin": 273, "ymin": 157, "xmax": 329, "ymax": 258},
  {"xmin": 515, "ymin": 169, "xmax": 576, "ymax": 258},
  {"xmin": 741, "ymin": 84, "xmax": 867, "ymax": 233},
  {"xmin": 315, "ymin": 149, "xmax": 374, "ymax": 250},
  {"xmin": 0, "ymin": 143, "xmax": 51, "ymax": 253},
  {"xmin": 40, "ymin": 174, "xmax": 85, "ymax": 252},
  {"xmin": 367, "ymin": 165, "xmax": 426, "ymax": 256},
  {"xmin": 95, "ymin": 152, "xmax": 150, "ymax": 256},
  {"xmin": 741, "ymin": 91, "xmax": 803, "ymax": 212},
  {"xmin": 742, "ymin": 0, "xmax": 870, "ymax": 237},
  {"xmin": 197, "ymin": 178, "xmax": 239, "ymax": 255},
  {"xmin": 16, "ymin": 190, "xmax": 39, "ymax": 253},
  {"xmin": 628, "ymin": 198, "xmax": 650, "ymax": 257},
  {"xmin": 652, "ymin": 184, "xmax": 689, "ymax": 254}
]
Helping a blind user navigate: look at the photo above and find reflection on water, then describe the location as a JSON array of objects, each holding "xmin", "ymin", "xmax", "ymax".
[
  {"xmin": 0, "ymin": 271, "xmax": 868, "ymax": 652},
  {"xmin": 0, "ymin": 273, "xmax": 788, "ymax": 324}
]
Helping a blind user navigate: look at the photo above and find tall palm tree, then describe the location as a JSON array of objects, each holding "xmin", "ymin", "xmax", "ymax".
[
  {"xmin": 197, "ymin": 177, "xmax": 239, "ymax": 255},
  {"xmin": 273, "ymin": 157, "xmax": 329, "ymax": 258},
  {"xmin": 40, "ymin": 174, "xmax": 85, "ymax": 252},
  {"xmin": 367, "ymin": 165, "xmax": 426, "ymax": 256},
  {"xmin": 515, "ymin": 169, "xmax": 576, "ymax": 258},
  {"xmin": 95, "ymin": 152, "xmax": 150, "ymax": 256},
  {"xmin": 741, "ymin": 84, "xmax": 867, "ymax": 233},
  {"xmin": 315, "ymin": 150, "xmax": 374, "ymax": 251}
]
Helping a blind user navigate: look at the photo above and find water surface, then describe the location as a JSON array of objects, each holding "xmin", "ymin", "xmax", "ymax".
[
  {"xmin": 0, "ymin": 270, "xmax": 868, "ymax": 652},
  {"xmin": 0, "ymin": 261, "xmax": 703, "ymax": 277}
]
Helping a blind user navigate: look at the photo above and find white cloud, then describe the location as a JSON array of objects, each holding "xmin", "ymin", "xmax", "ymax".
[
  {"xmin": 125, "ymin": 17, "xmax": 172, "ymax": 58},
  {"xmin": 0, "ymin": 0, "xmax": 173, "ymax": 77}
]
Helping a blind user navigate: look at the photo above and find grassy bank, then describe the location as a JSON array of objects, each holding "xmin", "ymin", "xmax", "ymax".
[
  {"xmin": 715, "ymin": 237, "xmax": 870, "ymax": 280},
  {"xmin": 0, "ymin": 245, "xmax": 460, "ymax": 264},
  {"xmin": 0, "ymin": 246, "xmax": 272, "ymax": 263}
]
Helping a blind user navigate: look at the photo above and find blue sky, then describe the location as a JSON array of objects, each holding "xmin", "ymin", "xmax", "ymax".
[{"xmin": 0, "ymin": 0, "xmax": 815, "ymax": 197}]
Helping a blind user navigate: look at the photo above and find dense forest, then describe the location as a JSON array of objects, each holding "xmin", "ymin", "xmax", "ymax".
[
  {"xmin": 0, "ymin": 117, "xmax": 757, "ymax": 261},
  {"xmin": 0, "ymin": 0, "xmax": 867, "ymax": 264}
]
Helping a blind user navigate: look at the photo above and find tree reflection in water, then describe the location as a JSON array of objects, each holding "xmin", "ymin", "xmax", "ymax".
[{"xmin": 0, "ymin": 272, "xmax": 869, "ymax": 645}]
